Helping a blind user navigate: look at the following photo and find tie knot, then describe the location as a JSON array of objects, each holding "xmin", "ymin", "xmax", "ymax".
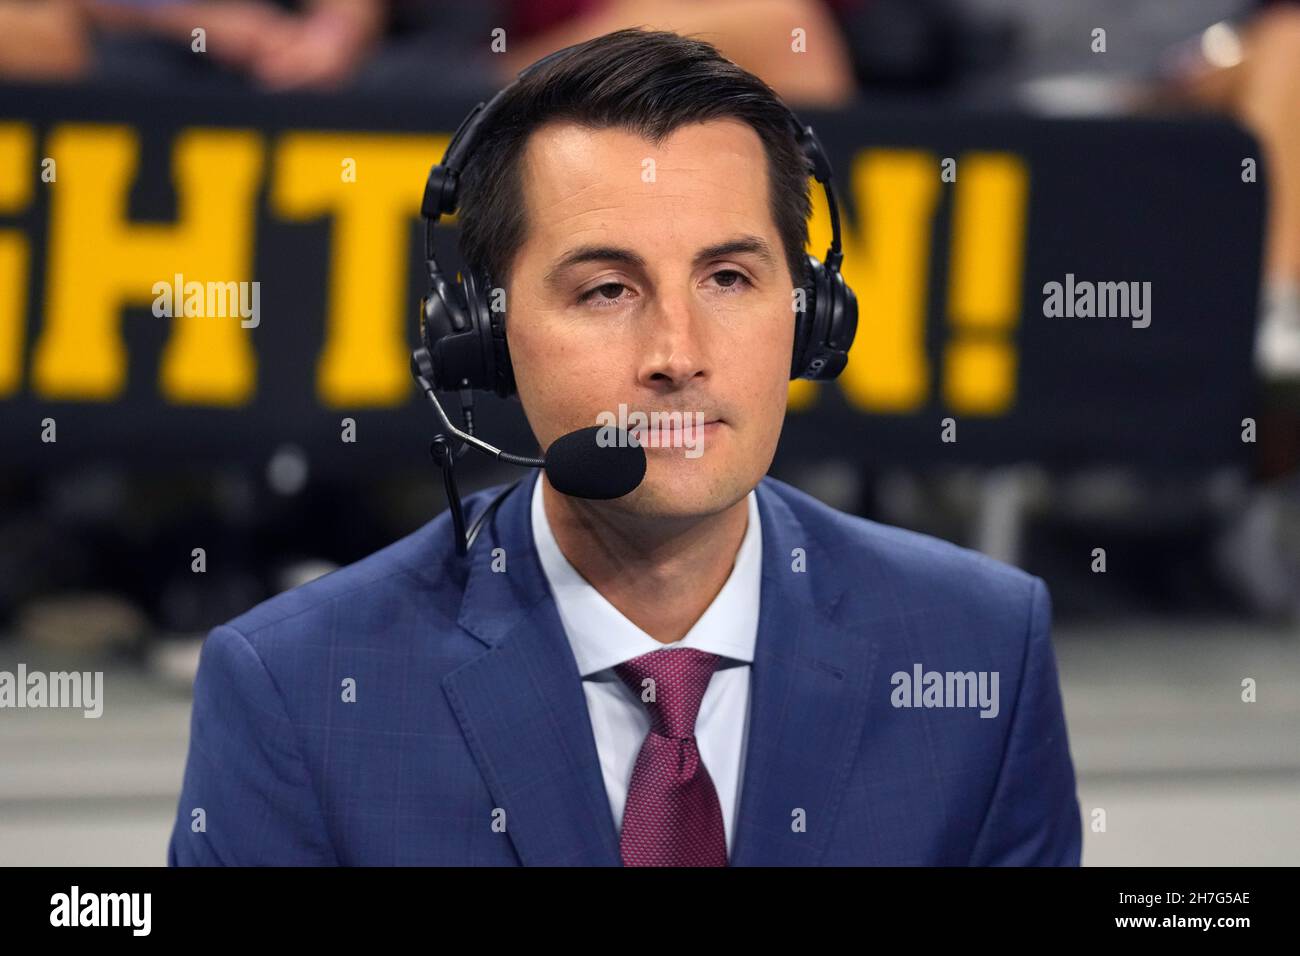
[{"xmin": 614, "ymin": 647, "xmax": 722, "ymax": 739}]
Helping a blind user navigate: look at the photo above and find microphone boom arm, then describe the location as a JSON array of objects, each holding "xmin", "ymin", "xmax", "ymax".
[{"xmin": 415, "ymin": 373, "xmax": 545, "ymax": 468}]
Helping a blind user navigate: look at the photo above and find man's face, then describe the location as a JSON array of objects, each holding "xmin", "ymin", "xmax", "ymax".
[{"xmin": 505, "ymin": 118, "xmax": 795, "ymax": 519}]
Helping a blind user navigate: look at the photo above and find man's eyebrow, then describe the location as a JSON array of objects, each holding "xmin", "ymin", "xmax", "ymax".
[
  {"xmin": 691, "ymin": 236, "xmax": 777, "ymax": 270},
  {"xmin": 545, "ymin": 246, "xmax": 647, "ymax": 287},
  {"xmin": 544, "ymin": 235, "xmax": 777, "ymax": 288}
]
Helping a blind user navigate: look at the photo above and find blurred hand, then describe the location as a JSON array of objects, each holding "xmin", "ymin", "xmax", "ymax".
[
  {"xmin": 87, "ymin": 0, "xmax": 299, "ymax": 73},
  {"xmin": 0, "ymin": 0, "xmax": 90, "ymax": 80},
  {"xmin": 249, "ymin": 5, "xmax": 382, "ymax": 90}
]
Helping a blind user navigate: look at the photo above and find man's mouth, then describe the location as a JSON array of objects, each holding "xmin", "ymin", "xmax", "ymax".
[{"xmin": 627, "ymin": 417, "xmax": 723, "ymax": 449}]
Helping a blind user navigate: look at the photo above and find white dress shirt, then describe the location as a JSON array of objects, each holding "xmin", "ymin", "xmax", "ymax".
[{"xmin": 530, "ymin": 472, "xmax": 761, "ymax": 856}]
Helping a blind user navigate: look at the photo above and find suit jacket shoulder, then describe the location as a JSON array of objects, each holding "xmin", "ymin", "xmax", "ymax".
[{"xmin": 761, "ymin": 474, "xmax": 1040, "ymax": 628}]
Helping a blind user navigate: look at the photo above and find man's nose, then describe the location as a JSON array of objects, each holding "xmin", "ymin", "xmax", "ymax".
[{"xmin": 635, "ymin": 290, "xmax": 709, "ymax": 389}]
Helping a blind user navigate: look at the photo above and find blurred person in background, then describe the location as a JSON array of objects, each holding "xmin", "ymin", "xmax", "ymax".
[{"xmin": 1152, "ymin": 0, "xmax": 1300, "ymax": 379}]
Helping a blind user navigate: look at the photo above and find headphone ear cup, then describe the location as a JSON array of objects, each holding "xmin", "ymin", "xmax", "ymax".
[
  {"xmin": 419, "ymin": 269, "xmax": 471, "ymax": 389},
  {"xmin": 426, "ymin": 266, "xmax": 506, "ymax": 392},
  {"xmin": 463, "ymin": 268, "xmax": 517, "ymax": 399},
  {"xmin": 793, "ymin": 254, "xmax": 858, "ymax": 381}
]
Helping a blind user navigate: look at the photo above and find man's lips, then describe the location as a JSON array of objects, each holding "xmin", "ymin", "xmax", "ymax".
[
  {"xmin": 629, "ymin": 417, "xmax": 722, "ymax": 430},
  {"xmin": 627, "ymin": 418, "xmax": 724, "ymax": 446}
]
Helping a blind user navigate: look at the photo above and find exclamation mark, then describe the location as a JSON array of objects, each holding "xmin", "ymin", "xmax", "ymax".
[
  {"xmin": 944, "ymin": 153, "xmax": 1028, "ymax": 415},
  {"xmin": 0, "ymin": 123, "xmax": 33, "ymax": 398}
]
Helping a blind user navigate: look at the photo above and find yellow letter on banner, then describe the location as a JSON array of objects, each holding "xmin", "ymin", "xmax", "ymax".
[
  {"xmin": 944, "ymin": 153, "xmax": 1028, "ymax": 414},
  {"xmin": 790, "ymin": 150, "xmax": 941, "ymax": 415},
  {"xmin": 272, "ymin": 133, "xmax": 444, "ymax": 407},
  {"xmin": 32, "ymin": 125, "xmax": 264, "ymax": 403},
  {"xmin": 0, "ymin": 123, "xmax": 33, "ymax": 398}
]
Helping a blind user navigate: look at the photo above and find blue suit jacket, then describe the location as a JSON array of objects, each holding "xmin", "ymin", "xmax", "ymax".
[{"xmin": 168, "ymin": 471, "xmax": 1082, "ymax": 865}]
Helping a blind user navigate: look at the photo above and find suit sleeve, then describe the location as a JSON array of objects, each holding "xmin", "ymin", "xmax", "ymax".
[
  {"xmin": 168, "ymin": 624, "xmax": 338, "ymax": 865},
  {"xmin": 968, "ymin": 577, "xmax": 1082, "ymax": 866}
]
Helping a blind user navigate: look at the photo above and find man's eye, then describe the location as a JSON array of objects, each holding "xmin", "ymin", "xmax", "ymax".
[
  {"xmin": 577, "ymin": 271, "xmax": 748, "ymax": 307},
  {"xmin": 578, "ymin": 282, "xmax": 628, "ymax": 307},
  {"xmin": 711, "ymin": 270, "xmax": 751, "ymax": 291}
]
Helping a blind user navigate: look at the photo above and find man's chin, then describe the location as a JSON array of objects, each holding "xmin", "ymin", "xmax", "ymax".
[{"xmin": 615, "ymin": 459, "xmax": 748, "ymax": 520}]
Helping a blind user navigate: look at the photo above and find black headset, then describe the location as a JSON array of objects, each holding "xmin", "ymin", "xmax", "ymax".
[{"xmin": 413, "ymin": 42, "xmax": 858, "ymax": 400}]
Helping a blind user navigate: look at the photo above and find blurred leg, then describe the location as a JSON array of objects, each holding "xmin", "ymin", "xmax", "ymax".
[{"xmin": 1236, "ymin": 5, "xmax": 1300, "ymax": 284}]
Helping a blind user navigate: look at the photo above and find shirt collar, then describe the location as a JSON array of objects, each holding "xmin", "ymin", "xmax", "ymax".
[{"xmin": 530, "ymin": 470, "xmax": 761, "ymax": 677}]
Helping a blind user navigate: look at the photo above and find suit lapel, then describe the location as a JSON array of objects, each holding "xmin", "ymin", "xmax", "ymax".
[
  {"xmin": 729, "ymin": 479, "xmax": 884, "ymax": 866},
  {"xmin": 442, "ymin": 472, "xmax": 622, "ymax": 866}
]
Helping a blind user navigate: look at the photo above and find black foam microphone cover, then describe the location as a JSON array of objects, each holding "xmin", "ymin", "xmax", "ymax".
[{"xmin": 544, "ymin": 426, "xmax": 646, "ymax": 500}]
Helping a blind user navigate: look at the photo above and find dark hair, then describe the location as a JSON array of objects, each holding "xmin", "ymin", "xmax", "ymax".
[{"xmin": 455, "ymin": 28, "xmax": 812, "ymax": 293}]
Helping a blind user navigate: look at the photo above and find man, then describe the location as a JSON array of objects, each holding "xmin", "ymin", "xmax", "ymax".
[{"xmin": 169, "ymin": 28, "xmax": 1081, "ymax": 866}]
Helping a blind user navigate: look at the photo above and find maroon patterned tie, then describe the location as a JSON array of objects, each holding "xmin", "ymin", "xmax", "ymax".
[{"xmin": 613, "ymin": 647, "xmax": 728, "ymax": 866}]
